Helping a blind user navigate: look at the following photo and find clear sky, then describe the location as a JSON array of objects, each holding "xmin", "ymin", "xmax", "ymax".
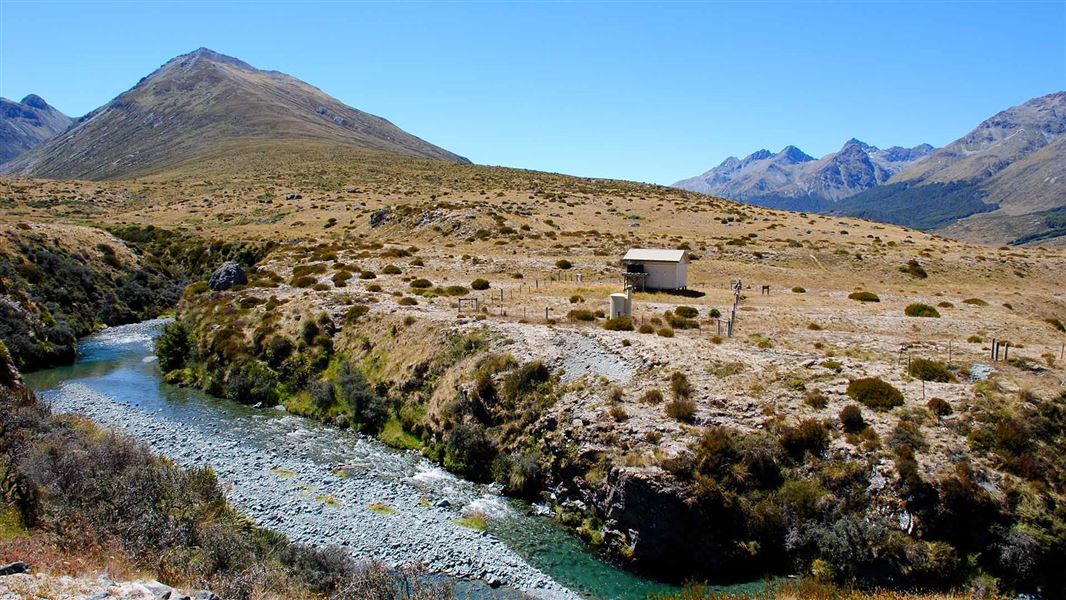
[{"xmin": 1, "ymin": 1, "xmax": 1064, "ymax": 184}]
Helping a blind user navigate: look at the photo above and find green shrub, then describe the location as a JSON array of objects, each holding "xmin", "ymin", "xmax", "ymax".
[
  {"xmin": 603, "ymin": 316, "xmax": 634, "ymax": 331},
  {"xmin": 1046, "ymin": 317, "xmax": 1066, "ymax": 333},
  {"xmin": 555, "ymin": 259, "xmax": 573, "ymax": 270},
  {"xmin": 708, "ymin": 308, "xmax": 721, "ymax": 318},
  {"xmin": 962, "ymin": 298, "xmax": 988, "ymax": 306},
  {"xmin": 792, "ymin": 286, "xmax": 806, "ymax": 293},
  {"xmin": 675, "ymin": 306, "xmax": 699, "ymax": 318},
  {"xmin": 638, "ymin": 323, "xmax": 654, "ymax": 334},
  {"xmin": 905, "ymin": 303, "xmax": 940, "ymax": 318},
  {"xmin": 359, "ymin": 271, "xmax": 377, "ymax": 280},
  {"xmin": 410, "ymin": 278, "xmax": 432, "ymax": 289},
  {"xmin": 848, "ymin": 291, "xmax": 880, "ymax": 302},
  {"xmin": 657, "ymin": 326, "xmax": 675, "ymax": 337},
  {"xmin": 847, "ymin": 377, "xmax": 904, "ymax": 410},
  {"xmin": 382, "ymin": 264, "xmax": 402, "ymax": 275},
  {"xmin": 839, "ymin": 404, "xmax": 866, "ymax": 432},
  {"xmin": 444, "ymin": 285, "xmax": 469, "ymax": 296},
  {"xmin": 471, "ymin": 278, "xmax": 490, "ymax": 290},
  {"xmin": 967, "ymin": 335, "xmax": 983, "ymax": 343},
  {"xmin": 567, "ymin": 309, "xmax": 596, "ymax": 322},
  {"xmin": 398, "ymin": 297, "xmax": 417, "ymax": 306},
  {"xmin": 908, "ymin": 358, "xmax": 955, "ymax": 382},
  {"xmin": 345, "ymin": 304, "xmax": 370, "ymax": 323},
  {"xmin": 332, "ymin": 271, "xmax": 352, "ymax": 286},
  {"xmin": 155, "ymin": 320, "xmax": 190, "ymax": 372}
]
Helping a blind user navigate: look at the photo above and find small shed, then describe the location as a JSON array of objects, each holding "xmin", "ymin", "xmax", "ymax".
[{"xmin": 622, "ymin": 248, "xmax": 689, "ymax": 291}]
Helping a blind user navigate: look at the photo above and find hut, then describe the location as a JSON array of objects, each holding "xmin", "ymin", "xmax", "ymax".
[{"xmin": 622, "ymin": 248, "xmax": 689, "ymax": 291}]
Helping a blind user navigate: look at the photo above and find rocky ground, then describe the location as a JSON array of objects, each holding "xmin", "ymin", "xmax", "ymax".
[
  {"xmin": 43, "ymin": 381, "xmax": 576, "ymax": 599},
  {"xmin": 0, "ymin": 572, "xmax": 214, "ymax": 600}
]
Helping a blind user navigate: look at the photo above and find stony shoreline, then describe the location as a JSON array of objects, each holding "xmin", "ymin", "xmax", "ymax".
[{"xmin": 44, "ymin": 381, "xmax": 578, "ymax": 599}]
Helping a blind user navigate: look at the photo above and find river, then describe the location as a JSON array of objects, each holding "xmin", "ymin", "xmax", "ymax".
[{"xmin": 25, "ymin": 319, "xmax": 766, "ymax": 600}]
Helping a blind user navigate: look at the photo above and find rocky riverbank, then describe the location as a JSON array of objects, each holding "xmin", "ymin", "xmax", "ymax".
[{"xmin": 42, "ymin": 380, "xmax": 577, "ymax": 599}]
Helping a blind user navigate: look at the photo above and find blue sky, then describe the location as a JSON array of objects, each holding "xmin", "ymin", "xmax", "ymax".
[{"xmin": 1, "ymin": 1, "xmax": 1063, "ymax": 184}]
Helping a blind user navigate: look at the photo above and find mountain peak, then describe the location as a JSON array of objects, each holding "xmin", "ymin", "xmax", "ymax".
[
  {"xmin": 20, "ymin": 94, "xmax": 50, "ymax": 110},
  {"xmin": 170, "ymin": 47, "xmax": 257, "ymax": 72},
  {"xmin": 775, "ymin": 145, "xmax": 814, "ymax": 163},
  {"xmin": 842, "ymin": 138, "xmax": 874, "ymax": 151}
]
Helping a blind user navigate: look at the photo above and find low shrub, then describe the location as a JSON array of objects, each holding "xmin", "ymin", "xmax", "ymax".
[
  {"xmin": 567, "ymin": 309, "xmax": 596, "ymax": 322},
  {"xmin": 804, "ymin": 388, "xmax": 828, "ymax": 409},
  {"xmin": 670, "ymin": 371, "xmax": 692, "ymax": 400},
  {"xmin": 398, "ymin": 297, "xmax": 417, "ymax": 306},
  {"xmin": 640, "ymin": 389, "xmax": 664, "ymax": 404},
  {"xmin": 665, "ymin": 398, "xmax": 697, "ymax": 422},
  {"xmin": 847, "ymin": 377, "xmax": 904, "ymax": 410},
  {"xmin": 471, "ymin": 278, "xmax": 490, "ymax": 290},
  {"xmin": 908, "ymin": 358, "xmax": 955, "ymax": 382},
  {"xmin": 382, "ymin": 264, "xmax": 402, "ymax": 275},
  {"xmin": 359, "ymin": 270, "xmax": 377, "ymax": 280},
  {"xmin": 792, "ymin": 286, "xmax": 806, "ymax": 293},
  {"xmin": 839, "ymin": 404, "xmax": 866, "ymax": 432},
  {"xmin": 638, "ymin": 323, "xmax": 654, "ymax": 334},
  {"xmin": 962, "ymin": 298, "xmax": 988, "ymax": 306},
  {"xmin": 675, "ymin": 306, "xmax": 699, "ymax": 319},
  {"xmin": 905, "ymin": 303, "xmax": 940, "ymax": 318},
  {"xmin": 603, "ymin": 317, "xmax": 634, "ymax": 331},
  {"xmin": 555, "ymin": 259, "xmax": 573, "ymax": 270},
  {"xmin": 848, "ymin": 291, "xmax": 880, "ymax": 302},
  {"xmin": 410, "ymin": 278, "xmax": 432, "ymax": 289},
  {"xmin": 901, "ymin": 259, "xmax": 928, "ymax": 279},
  {"xmin": 657, "ymin": 326, "xmax": 675, "ymax": 337},
  {"xmin": 779, "ymin": 419, "xmax": 829, "ymax": 460},
  {"xmin": 927, "ymin": 397, "xmax": 952, "ymax": 417}
]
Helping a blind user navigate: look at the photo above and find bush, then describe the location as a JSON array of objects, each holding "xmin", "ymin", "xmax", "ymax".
[
  {"xmin": 332, "ymin": 271, "xmax": 353, "ymax": 287},
  {"xmin": 847, "ymin": 377, "xmax": 904, "ymax": 410},
  {"xmin": 640, "ymin": 389, "xmax": 664, "ymax": 404},
  {"xmin": 962, "ymin": 298, "xmax": 988, "ymax": 306},
  {"xmin": 779, "ymin": 419, "xmax": 829, "ymax": 460},
  {"xmin": 603, "ymin": 317, "xmax": 633, "ymax": 331},
  {"xmin": 471, "ymin": 278, "xmax": 490, "ymax": 290},
  {"xmin": 567, "ymin": 309, "xmax": 596, "ymax": 322},
  {"xmin": 410, "ymin": 278, "xmax": 432, "ymax": 289},
  {"xmin": 608, "ymin": 404, "xmax": 628, "ymax": 422},
  {"xmin": 345, "ymin": 304, "xmax": 370, "ymax": 323},
  {"xmin": 927, "ymin": 397, "xmax": 952, "ymax": 417},
  {"xmin": 908, "ymin": 358, "xmax": 955, "ymax": 382},
  {"xmin": 848, "ymin": 291, "xmax": 880, "ymax": 302},
  {"xmin": 382, "ymin": 264, "xmax": 402, "ymax": 275},
  {"xmin": 905, "ymin": 303, "xmax": 940, "ymax": 318},
  {"xmin": 670, "ymin": 371, "xmax": 692, "ymax": 400},
  {"xmin": 675, "ymin": 306, "xmax": 699, "ymax": 319},
  {"xmin": 443, "ymin": 422, "xmax": 496, "ymax": 481},
  {"xmin": 792, "ymin": 286, "xmax": 806, "ymax": 293},
  {"xmin": 398, "ymin": 297, "xmax": 417, "ymax": 306},
  {"xmin": 665, "ymin": 398, "xmax": 697, "ymax": 422},
  {"xmin": 901, "ymin": 259, "xmax": 928, "ymax": 279},
  {"xmin": 335, "ymin": 362, "xmax": 387, "ymax": 433},
  {"xmin": 657, "ymin": 326, "xmax": 675, "ymax": 337},
  {"xmin": 555, "ymin": 259, "xmax": 573, "ymax": 270},
  {"xmin": 839, "ymin": 404, "xmax": 866, "ymax": 432},
  {"xmin": 155, "ymin": 320, "xmax": 190, "ymax": 372},
  {"xmin": 804, "ymin": 388, "xmax": 828, "ymax": 409},
  {"xmin": 638, "ymin": 323, "xmax": 654, "ymax": 334}
]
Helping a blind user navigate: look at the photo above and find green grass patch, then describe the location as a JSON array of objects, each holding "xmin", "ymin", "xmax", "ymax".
[
  {"xmin": 380, "ymin": 415, "xmax": 424, "ymax": 450},
  {"xmin": 369, "ymin": 502, "xmax": 397, "ymax": 515},
  {"xmin": 454, "ymin": 513, "xmax": 488, "ymax": 531}
]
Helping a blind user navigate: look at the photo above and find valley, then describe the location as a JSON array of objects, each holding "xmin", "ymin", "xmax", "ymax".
[{"xmin": 0, "ymin": 46, "xmax": 1063, "ymax": 600}]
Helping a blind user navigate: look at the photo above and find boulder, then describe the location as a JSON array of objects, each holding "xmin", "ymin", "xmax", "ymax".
[
  {"xmin": 208, "ymin": 261, "xmax": 247, "ymax": 291},
  {"xmin": 0, "ymin": 561, "xmax": 29, "ymax": 576},
  {"xmin": 369, "ymin": 208, "xmax": 392, "ymax": 228}
]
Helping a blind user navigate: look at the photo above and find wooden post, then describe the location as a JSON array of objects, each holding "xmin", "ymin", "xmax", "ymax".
[
  {"xmin": 922, "ymin": 379, "xmax": 926, "ymax": 402},
  {"xmin": 948, "ymin": 341, "xmax": 953, "ymax": 366},
  {"xmin": 1004, "ymin": 342, "xmax": 1010, "ymax": 362},
  {"xmin": 1061, "ymin": 342, "xmax": 1064, "ymax": 361},
  {"xmin": 545, "ymin": 307, "xmax": 549, "ymax": 321}
]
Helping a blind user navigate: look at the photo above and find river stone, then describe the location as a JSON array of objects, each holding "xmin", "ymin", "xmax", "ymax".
[{"xmin": 208, "ymin": 261, "xmax": 247, "ymax": 291}]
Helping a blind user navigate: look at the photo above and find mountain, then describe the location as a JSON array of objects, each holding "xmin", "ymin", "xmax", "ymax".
[
  {"xmin": 1, "ymin": 48, "xmax": 466, "ymax": 180},
  {"xmin": 837, "ymin": 92, "xmax": 1066, "ymax": 244},
  {"xmin": 0, "ymin": 94, "xmax": 73, "ymax": 164},
  {"xmin": 673, "ymin": 139, "xmax": 935, "ymax": 211}
]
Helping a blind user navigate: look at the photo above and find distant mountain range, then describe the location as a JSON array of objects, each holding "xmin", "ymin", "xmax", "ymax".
[
  {"xmin": 674, "ymin": 139, "xmax": 935, "ymax": 211},
  {"xmin": 675, "ymin": 92, "xmax": 1066, "ymax": 245},
  {"xmin": 0, "ymin": 48, "xmax": 466, "ymax": 179},
  {"xmin": 0, "ymin": 94, "xmax": 73, "ymax": 164}
]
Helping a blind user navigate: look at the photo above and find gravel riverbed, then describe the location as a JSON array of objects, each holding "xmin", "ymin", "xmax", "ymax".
[{"xmin": 44, "ymin": 380, "xmax": 578, "ymax": 599}]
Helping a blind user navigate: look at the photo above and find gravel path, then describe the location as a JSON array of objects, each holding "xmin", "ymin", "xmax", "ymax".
[{"xmin": 45, "ymin": 382, "xmax": 578, "ymax": 599}]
